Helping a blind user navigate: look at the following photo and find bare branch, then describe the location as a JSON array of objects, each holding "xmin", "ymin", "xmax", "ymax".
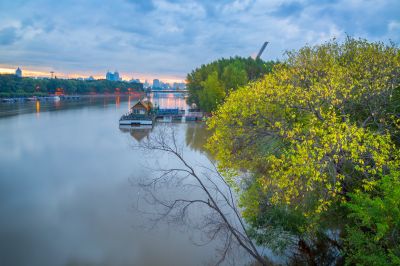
[{"xmin": 134, "ymin": 126, "xmax": 271, "ymax": 265}]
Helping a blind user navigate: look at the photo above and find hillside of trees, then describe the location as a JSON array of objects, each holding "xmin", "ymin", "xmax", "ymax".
[
  {"xmin": 186, "ymin": 56, "xmax": 275, "ymax": 112},
  {"xmin": 0, "ymin": 75, "xmax": 143, "ymax": 97},
  {"xmin": 207, "ymin": 38, "xmax": 400, "ymax": 265}
]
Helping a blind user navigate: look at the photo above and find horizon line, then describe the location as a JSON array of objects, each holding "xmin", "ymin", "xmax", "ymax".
[{"xmin": 0, "ymin": 66, "xmax": 187, "ymax": 84}]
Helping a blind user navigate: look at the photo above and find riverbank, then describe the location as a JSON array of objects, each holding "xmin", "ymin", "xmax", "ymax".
[
  {"xmin": 0, "ymin": 74, "xmax": 144, "ymax": 98},
  {"xmin": 0, "ymin": 93, "xmax": 145, "ymax": 103}
]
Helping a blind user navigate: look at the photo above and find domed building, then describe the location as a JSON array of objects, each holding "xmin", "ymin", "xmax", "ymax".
[{"xmin": 15, "ymin": 67, "xmax": 22, "ymax": 77}]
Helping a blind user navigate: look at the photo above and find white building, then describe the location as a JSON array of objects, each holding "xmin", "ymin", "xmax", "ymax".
[{"xmin": 15, "ymin": 67, "xmax": 22, "ymax": 77}]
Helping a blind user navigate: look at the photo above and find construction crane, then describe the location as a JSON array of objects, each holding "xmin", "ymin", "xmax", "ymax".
[{"xmin": 256, "ymin": 41, "xmax": 269, "ymax": 60}]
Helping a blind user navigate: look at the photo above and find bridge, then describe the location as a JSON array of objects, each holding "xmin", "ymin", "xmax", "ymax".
[{"xmin": 148, "ymin": 89, "xmax": 188, "ymax": 93}]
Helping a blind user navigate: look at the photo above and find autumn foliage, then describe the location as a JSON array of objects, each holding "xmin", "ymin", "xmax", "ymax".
[{"xmin": 207, "ymin": 38, "xmax": 400, "ymax": 264}]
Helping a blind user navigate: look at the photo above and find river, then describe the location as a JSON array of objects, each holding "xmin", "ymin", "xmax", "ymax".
[{"xmin": 0, "ymin": 95, "xmax": 252, "ymax": 266}]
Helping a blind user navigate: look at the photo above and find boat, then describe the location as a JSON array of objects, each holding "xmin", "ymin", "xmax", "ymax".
[
  {"xmin": 119, "ymin": 99, "xmax": 154, "ymax": 126},
  {"xmin": 119, "ymin": 113, "xmax": 153, "ymax": 126}
]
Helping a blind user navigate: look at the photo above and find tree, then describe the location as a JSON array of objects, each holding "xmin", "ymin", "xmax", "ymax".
[
  {"xmin": 198, "ymin": 71, "xmax": 225, "ymax": 113},
  {"xmin": 207, "ymin": 37, "xmax": 400, "ymax": 264},
  {"xmin": 186, "ymin": 56, "xmax": 275, "ymax": 112},
  {"xmin": 221, "ymin": 61, "xmax": 248, "ymax": 90},
  {"xmin": 344, "ymin": 171, "xmax": 400, "ymax": 265},
  {"xmin": 0, "ymin": 75, "xmax": 145, "ymax": 97}
]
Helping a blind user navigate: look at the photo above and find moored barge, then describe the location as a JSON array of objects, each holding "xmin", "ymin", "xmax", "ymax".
[{"xmin": 119, "ymin": 99, "xmax": 154, "ymax": 126}]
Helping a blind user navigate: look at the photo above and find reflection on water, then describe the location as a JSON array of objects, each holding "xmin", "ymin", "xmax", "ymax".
[
  {"xmin": 185, "ymin": 123, "xmax": 211, "ymax": 154},
  {"xmin": 35, "ymin": 100, "xmax": 40, "ymax": 117},
  {"xmin": 116, "ymin": 95, "xmax": 120, "ymax": 108},
  {"xmin": 119, "ymin": 123, "xmax": 210, "ymax": 152},
  {"xmin": 0, "ymin": 95, "xmax": 138, "ymax": 118},
  {"xmin": 119, "ymin": 125, "xmax": 153, "ymax": 142},
  {"xmin": 149, "ymin": 92, "xmax": 190, "ymax": 111},
  {"xmin": 55, "ymin": 99, "xmax": 61, "ymax": 109},
  {"xmin": 0, "ymin": 94, "xmax": 232, "ymax": 266}
]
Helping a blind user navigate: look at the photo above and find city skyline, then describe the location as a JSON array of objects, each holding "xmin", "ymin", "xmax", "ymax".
[
  {"xmin": 0, "ymin": 66, "xmax": 186, "ymax": 84},
  {"xmin": 1, "ymin": 66, "xmax": 188, "ymax": 90},
  {"xmin": 0, "ymin": 0, "xmax": 399, "ymax": 80}
]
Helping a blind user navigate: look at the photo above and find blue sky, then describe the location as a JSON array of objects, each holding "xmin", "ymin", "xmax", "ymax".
[{"xmin": 0, "ymin": 0, "xmax": 399, "ymax": 81}]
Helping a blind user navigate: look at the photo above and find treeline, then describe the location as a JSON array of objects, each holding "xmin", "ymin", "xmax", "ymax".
[
  {"xmin": 207, "ymin": 38, "xmax": 400, "ymax": 265},
  {"xmin": 0, "ymin": 74, "xmax": 143, "ymax": 97},
  {"xmin": 186, "ymin": 56, "xmax": 275, "ymax": 112}
]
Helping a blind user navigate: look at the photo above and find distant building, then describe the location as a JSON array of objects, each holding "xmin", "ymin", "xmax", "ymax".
[
  {"xmin": 86, "ymin": 76, "xmax": 95, "ymax": 81},
  {"xmin": 15, "ymin": 67, "xmax": 22, "ymax": 77},
  {"xmin": 106, "ymin": 71, "xmax": 121, "ymax": 81},
  {"xmin": 161, "ymin": 82, "xmax": 171, "ymax": 90},
  {"xmin": 152, "ymin": 79, "xmax": 161, "ymax": 89},
  {"xmin": 143, "ymin": 80, "xmax": 150, "ymax": 88},
  {"xmin": 172, "ymin": 82, "xmax": 186, "ymax": 90}
]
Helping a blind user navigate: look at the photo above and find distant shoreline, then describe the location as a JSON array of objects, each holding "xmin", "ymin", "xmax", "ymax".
[{"xmin": 0, "ymin": 93, "xmax": 146, "ymax": 104}]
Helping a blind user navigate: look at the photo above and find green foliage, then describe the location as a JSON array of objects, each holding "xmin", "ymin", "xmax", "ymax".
[
  {"xmin": 344, "ymin": 171, "xmax": 400, "ymax": 266},
  {"xmin": 248, "ymin": 203, "xmax": 308, "ymax": 253},
  {"xmin": 221, "ymin": 60, "xmax": 248, "ymax": 90},
  {"xmin": 198, "ymin": 71, "xmax": 225, "ymax": 112},
  {"xmin": 0, "ymin": 74, "xmax": 144, "ymax": 97},
  {"xmin": 206, "ymin": 37, "xmax": 400, "ymax": 263},
  {"xmin": 186, "ymin": 56, "xmax": 275, "ymax": 112}
]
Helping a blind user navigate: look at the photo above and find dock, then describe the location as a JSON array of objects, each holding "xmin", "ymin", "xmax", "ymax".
[
  {"xmin": 1, "ymin": 95, "xmax": 81, "ymax": 103},
  {"xmin": 119, "ymin": 113, "xmax": 153, "ymax": 126},
  {"xmin": 155, "ymin": 108, "xmax": 204, "ymax": 122}
]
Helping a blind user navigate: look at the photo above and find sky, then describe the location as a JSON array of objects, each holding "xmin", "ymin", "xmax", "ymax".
[{"xmin": 0, "ymin": 0, "xmax": 399, "ymax": 82}]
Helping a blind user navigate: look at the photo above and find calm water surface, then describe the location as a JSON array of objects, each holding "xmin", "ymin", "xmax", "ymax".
[{"xmin": 0, "ymin": 95, "xmax": 240, "ymax": 266}]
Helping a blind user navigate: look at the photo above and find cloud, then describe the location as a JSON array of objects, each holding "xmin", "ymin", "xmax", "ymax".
[
  {"xmin": 0, "ymin": 0, "xmax": 398, "ymax": 80},
  {"xmin": 125, "ymin": 0, "xmax": 156, "ymax": 12},
  {"xmin": 0, "ymin": 27, "xmax": 19, "ymax": 45},
  {"xmin": 388, "ymin": 20, "xmax": 400, "ymax": 33},
  {"xmin": 272, "ymin": 1, "xmax": 305, "ymax": 17}
]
